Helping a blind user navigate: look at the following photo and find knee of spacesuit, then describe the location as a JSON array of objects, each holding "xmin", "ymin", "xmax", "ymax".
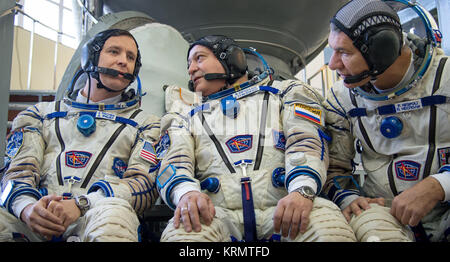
[
  {"xmin": 350, "ymin": 203, "xmax": 414, "ymax": 242},
  {"xmin": 160, "ymin": 216, "xmax": 231, "ymax": 242},
  {"xmin": 295, "ymin": 197, "xmax": 356, "ymax": 242},
  {"xmin": 82, "ymin": 197, "xmax": 140, "ymax": 242},
  {"xmin": 0, "ymin": 212, "xmax": 11, "ymax": 242}
]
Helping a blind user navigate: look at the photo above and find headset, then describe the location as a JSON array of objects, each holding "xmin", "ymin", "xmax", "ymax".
[
  {"xmin": 187, "ymin": 35, "xmax": 248, "ymax": 91},
  {"xmin": 81, "ymin": 29, "xmax": 142, "ymax": 92},
  {"xmin": 340, "ymin": 0, "xmax": 441, "ymax": 100},
  {"xmin": 331, "ymin": 0, "xmax": 404, "ymax": 84},
  {"xmin": 66, "ymin": 29, "xmax": 144, "ymax": 105},
  {"xmin": 347, "ymin": 22, "xmax": 403, "ymax": 84},
  {"xmin": 343, "ymin": 0, "xmax": 443, "ymax": 140}
]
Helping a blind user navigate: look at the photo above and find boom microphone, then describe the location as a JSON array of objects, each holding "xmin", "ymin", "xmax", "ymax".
[
  {"xmin": 204, "ymin": 73, "xmax": 229, "ymax": 81},
  {"xmin": 188, "ymin": 73, "xmax": 231, "ymax": 91},
  {"xmin": 343, "ymin": 70, "xmax": 371, "ymax": 84},
  {"xmin": 96, "ymin": 67, "xmax": 135, "ymax": 81}
]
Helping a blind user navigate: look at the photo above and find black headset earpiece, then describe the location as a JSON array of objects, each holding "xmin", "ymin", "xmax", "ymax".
[
  {"xmin": 356, "ymin": 25, "xmax": 402, "ymax": 75},
  {"xmin": 81, "ymin": 37, "xmax": 103, "ymax": 79},
  {"xmin": 186, "ymin": 35, "xmax": 248, "ymax": 89},
  {"xmin": 225, "ymin": 45, "xmax": 248, "ymax": 78}
]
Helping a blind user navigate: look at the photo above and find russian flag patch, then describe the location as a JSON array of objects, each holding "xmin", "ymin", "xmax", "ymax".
[{"xmin": 294, "ymin": 103, "xmax": 322, "ymax": 125}]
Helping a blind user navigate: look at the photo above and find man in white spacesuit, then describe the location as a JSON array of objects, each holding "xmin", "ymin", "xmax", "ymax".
[
  {"xmin": 324, "ymin": 0, "xmax": 450, "ymax": 241},
  {"xmin": 0, "ymin": 29, "xmax": 160, "ymax": 242},
  {"xmin": 157, "ymin": 35, "xmax": 355, "ymax": 242}
]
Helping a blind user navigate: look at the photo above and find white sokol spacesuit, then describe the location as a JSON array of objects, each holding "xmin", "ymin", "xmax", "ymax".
[
  {"xmin": 0, "ymin": 63, "xmax": 160, "ymax": 241},
  {"xmin": 157, "ymin": 75, "xmax": 356, "ymax": 242},
  {"xmin": 325, "ymin": 33, "xmax": 450, "ymax": 242}
]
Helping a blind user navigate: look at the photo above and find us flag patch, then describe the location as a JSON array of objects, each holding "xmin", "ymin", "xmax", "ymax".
[{"xmin": 140, "ymin": 141, "xmax": 158, "ymax": 165}]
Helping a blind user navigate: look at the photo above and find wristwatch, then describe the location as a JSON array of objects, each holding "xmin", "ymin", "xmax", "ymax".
[
  {"xmin": 293, "ymin": 186, "xmax": 316, "ymax": 201},
  {"xmin": 74, "ymin": 195, "xmax": 91, "ymax": 216}
]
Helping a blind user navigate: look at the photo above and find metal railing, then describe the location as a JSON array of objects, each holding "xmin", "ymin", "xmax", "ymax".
[{"xmin": 7, "ymin": 90, "xmax": 56, "ymax": 129}]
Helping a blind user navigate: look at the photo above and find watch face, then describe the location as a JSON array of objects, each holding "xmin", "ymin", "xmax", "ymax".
[
  {"xmin": 303, "ymin": 186, "xmax": 315, "ymax": 196},
  {"xmin": 76, "ymin": 196, "xmax": 90, "ymax": 209},
  {"xmin": 79, "ymin": 198, "xmax": 88, "ymax": 206}
]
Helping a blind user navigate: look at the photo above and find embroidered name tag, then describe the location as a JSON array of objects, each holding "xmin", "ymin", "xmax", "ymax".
[
  {"xmin": 233, "ymin": 86, "xmax": 259, "ymax": 100},
  {"xmin": 394, "ymin": 99, "xmax": 422, "ymax": 113},
  {"xmin": 294, "ymin": 104, "xmax": 322, "ymax": 125},
  {"xmin": 226, "ymin": 135, "xmax": 253, "ymax": 153},
  {"xmin": 65, "ymin": 151, "xmax": 92, "ymax": 168},
  {"xmin": 96, "ymin": 111, "xmax": 116, "ymax": 121}
]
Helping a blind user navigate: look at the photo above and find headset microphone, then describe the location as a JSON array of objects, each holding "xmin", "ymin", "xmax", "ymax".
[
  {"xmin": 95, "ymin": 67, "xmax": 135, "ymax": 81},
  {"xmin": 343, "ymin": 70, "xmax": 372, "ymax": 84},
  {"xmin": 204, "ymin": 73, "xmax": 229, "ymax": 81},
  {"xmin": 188, "ymin": 73, "xmax": 230, "ymax": 91}
]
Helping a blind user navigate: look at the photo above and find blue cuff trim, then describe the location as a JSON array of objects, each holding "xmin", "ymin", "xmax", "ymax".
[
  {"xmin": 328, "ymin": 175, "xmax": 361, "ymax": 205},
  {"xmin": 39, "ymin": 187, "xmax": 48, "ymax": 196},
  {"xmin": 438, "ymin": 164, "xmax": 450, "ymax": 173},
  {"xmin": 333, "ymin": 189, "xmax": 360, "ymax": 206},
  {"xmin": 7, "ymin": 187, "xmax": 42, "ymax": 216},
  {"xmin": 286, "ymin": 166, "xmax": 322, "ymax": 193},
  {"xmin": 88, "ymin": 180, "xmax": 114, "ymax": 197},
  {"xmin": 164, "ymin": 176, "xmax": 196, "ymax": 209}
]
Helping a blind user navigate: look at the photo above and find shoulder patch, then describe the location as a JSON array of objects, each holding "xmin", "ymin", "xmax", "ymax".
[
  {"xmin": 272, "ymin": 130, "xmax": 285, "ymax": 151},
  {"xmin": 140, "ymin": 140, "xmax": 158, "ymax": 165},
  {"xmin": 226, "ymin": 135, "xmax": 253, "ymax": 153},
  {"xmin": 112, "ymin": 158, "xmax": 127, "ymax": 178},
  {"xmin": 294, "ymin": 103, "xmax": 323, "ymax": 125},
  {"xmin": 6, "ymin": 130, "xmax": 24, "ymax": 158},
  {"xmin": 156, "ymin": 133, "xmax": 171, "ymax": 160}
]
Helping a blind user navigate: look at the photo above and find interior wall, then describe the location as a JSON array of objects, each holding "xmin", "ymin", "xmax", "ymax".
[{"xmin": 10, "ymin": 26, "xmax": 75, "ymax": 91}]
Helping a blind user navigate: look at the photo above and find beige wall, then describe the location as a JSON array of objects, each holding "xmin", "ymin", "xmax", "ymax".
[
  {"xmin": 10, "ymin": 26, "xmax": 75, "ymax": 91},
  {"xmin": 295, "ymin": 51, "xmax": 335, "ymax": 97}
]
